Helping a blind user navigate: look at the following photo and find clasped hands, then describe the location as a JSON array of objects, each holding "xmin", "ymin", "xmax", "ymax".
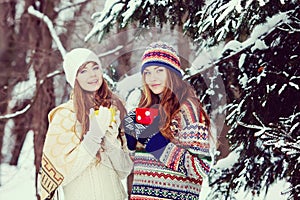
[
  {"xmin": 82, "ymin": 106, "xmax": 118, "ymax": 157},
  {"xmin": 87, "ymin": 106, "xmax": 120, "ymax": 145}
]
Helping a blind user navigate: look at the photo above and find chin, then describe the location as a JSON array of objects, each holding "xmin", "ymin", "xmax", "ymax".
[
  {"xmin": 94, "ymin": 85, "xmax": 102, "ymax": 91},
  {"xmin": 85, "ymin": 85, "xmax": 101, "ymax": 92},
  {"xmin": 152, "ymin": 90, "xmax": 163, "ymax": 95}
]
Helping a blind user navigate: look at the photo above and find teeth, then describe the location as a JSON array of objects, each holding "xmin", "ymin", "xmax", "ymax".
[{"xmin": 89, "ymin": 80, "xmax": 98, "ymax": 84}]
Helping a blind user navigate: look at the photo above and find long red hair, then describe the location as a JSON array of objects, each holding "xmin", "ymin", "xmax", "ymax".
[
  {"xmin": 73, "ymin": 62, "xmax": 126, "ymax": 139},
  {"xmin": 139, "ymin": 69, "xmax": 210, "ymax": 139}
]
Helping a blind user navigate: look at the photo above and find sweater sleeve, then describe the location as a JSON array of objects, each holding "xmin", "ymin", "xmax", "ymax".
[
  {"xmin": 102, "ymin": 125, "xmax": 133, "ymax": 180},
  {"xmin": 41, "ymin": 106, "xmax": 96, "ymax": 191},
  {"xmin": 146, "ymin": 101, "xmax": 211, "ymax": 180}
]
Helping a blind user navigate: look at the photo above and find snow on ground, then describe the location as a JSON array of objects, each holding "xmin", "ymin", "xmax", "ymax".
[
  {"xmin": 0, "ymin": 131, "xmax": 36, "ymax": 200},
  {"xmin": 0, "ymin": 131, "xmax": 290, "ymax": 200}
]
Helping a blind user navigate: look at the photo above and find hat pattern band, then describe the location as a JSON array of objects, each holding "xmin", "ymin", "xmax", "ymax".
[{"xmin": 141, "ymin": 50, "xmax": 182, "ymax": 77}]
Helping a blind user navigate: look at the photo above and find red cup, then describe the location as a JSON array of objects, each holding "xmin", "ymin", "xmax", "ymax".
[{"xmin": 135, "ymin": 108, "xmax": 158, "ymax": 125}]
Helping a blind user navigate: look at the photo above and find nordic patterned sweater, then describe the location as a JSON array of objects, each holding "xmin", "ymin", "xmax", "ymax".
[{"xmin": 124, "ymin": 100, "xmax": 211, "ymax": 200}]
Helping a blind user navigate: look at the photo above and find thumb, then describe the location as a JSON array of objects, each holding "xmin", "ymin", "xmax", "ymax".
[{"xmin": 89, "ymin": 108, "xmax": 95, "ymax": 116}]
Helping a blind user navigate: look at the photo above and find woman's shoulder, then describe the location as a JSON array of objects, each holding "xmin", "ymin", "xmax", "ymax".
[
  {"xmin": 180, "ymin": 99, "xmax": 198, "ymax": 114},
  {"xmin": 48, "ymin": 100, "xmax": 75, "ymax": 122},
  {"xmin": 179, "ymin": 99, "xmax": 199, "ymax": 124},
  {"xmin": 180, "ymin": 99, "xmax": 197, "ymax": 107}
]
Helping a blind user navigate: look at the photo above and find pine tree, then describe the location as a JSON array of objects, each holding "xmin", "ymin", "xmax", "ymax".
[
  {"xmin": 205, "ymin": 18, "xmax": 299, "ymax": 199},
  {"xmin": 193, "ymin": 1, "xmax": 300, "ymax": 199},
  {"xmin": 85, "ymin": 0, "xmax": 206, "ymax": 42}
]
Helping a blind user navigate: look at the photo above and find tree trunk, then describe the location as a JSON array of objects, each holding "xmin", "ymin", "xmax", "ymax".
[
  {"xmin": 9, "ymin": 100, "xmax": 32, "ymax": 165},
  {"xmin": 29, "ymin": 4, "xmax": 57, "ymax": 200},
  {"xmin": 0, "ymin": 0, "xmax": 20, "ymax": 169},
  {"xmin": 0, "ymin": 0, "xmax": 17, "ymax": 185},
  {"xmin": 177, "ymin": 24, "xmax": 190, "ymax": 71},
  {"xmin": 116, "ymin": 26, "xmax": 132, "ymax": 80}
]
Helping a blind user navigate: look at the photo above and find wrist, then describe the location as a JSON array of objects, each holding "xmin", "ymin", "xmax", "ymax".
[
  {"xmin": 137, "ymin": 122, "xmax": 159, "ymax": 144},
  {"xmin": 85, "ymin": 130, "xmax": 104, "ymax": 143},
  {"xmin": 82, "ymin": 135, "xmax": 102, "ymax": 156},
  {"xmin": 125, "ymin": 133, "xmax": 137, "ymax": 151},
  {"xmin": 145, "ymin": 132, "xmax": 170, "ymax": 159}
]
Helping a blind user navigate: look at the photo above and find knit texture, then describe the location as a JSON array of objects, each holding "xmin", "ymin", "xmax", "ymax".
[
  {"xmin": 63, "ymin": 48, "xmax": 101, "ymax": 88},
  {"xmin": 141, "ymin": 42, "xmax": 183, "ymax": 77},
  {"xmin": 40, "ymin": 100, "xmax": 130, "ymax": 200},
  {"xmin": 127, "ymin": 100, "xmax": 211, "ymax": 200}
]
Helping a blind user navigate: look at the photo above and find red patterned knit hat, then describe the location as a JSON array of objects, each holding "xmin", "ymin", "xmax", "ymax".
[{"xmin": 141, "ymin": 41, "xmax": 182, "ymax": 77}]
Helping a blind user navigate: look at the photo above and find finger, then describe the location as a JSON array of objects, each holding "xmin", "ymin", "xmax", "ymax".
[{"xmin": 89, "ymin": 108, "xmax": 94, "ymax": 116}]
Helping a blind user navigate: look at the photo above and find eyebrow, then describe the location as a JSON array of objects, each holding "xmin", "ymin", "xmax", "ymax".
[
  {"xmin": 144, "ymin": 66, "xmax": 163, "ymax": 71},
  {"xmin": 80, "ymin": 63, "xmax": 99, "ymax": 70},
  {"xmin": 79, "ymin": 66, "xmax": 87, "ymax": 71}
]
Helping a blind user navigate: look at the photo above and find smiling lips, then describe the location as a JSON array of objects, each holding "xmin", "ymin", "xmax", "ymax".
[
  {"xmin": 151, "ymin": 84, "xmax": 160, "ymax": 87},
  {"xmin": 88, "ymin": 79, "xmax": 98, "ymax": 84}
]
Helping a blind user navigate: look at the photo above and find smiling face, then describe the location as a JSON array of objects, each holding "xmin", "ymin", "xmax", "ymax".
[
  {"xmin": 143, "ymin": 66, "xmax": 168, "ymax": 95},
  {"xmin": 76, "ymin": 62, "xmax": 103, "ymax": 92}
]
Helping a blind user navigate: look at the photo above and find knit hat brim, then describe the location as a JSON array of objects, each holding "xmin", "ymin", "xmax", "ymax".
[
  {"xmin": 142, "ymin": 61, "xmax": 183, "ymax": 77},
  {"xmin": 141, "ymin": 42, "xmax": 182, "ymax": 78}
]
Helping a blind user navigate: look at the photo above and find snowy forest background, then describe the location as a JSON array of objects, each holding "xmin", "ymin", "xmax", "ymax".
[{"xmin": 0, "ymin": 0, "xmax": 299, "ymax": 200}]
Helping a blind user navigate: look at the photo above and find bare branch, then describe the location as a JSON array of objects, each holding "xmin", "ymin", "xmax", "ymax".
[
  {"xmin": 57, "ymin": 0, "xmax": 90, "ymax": 13},
  {"xmin": 28, "ymin": 6, "xmax": 66, "ymax": 57},
  {"xmin": 0, "ymin": 70, "xmax": 63, "ymax": 120},
  {"xmin": 98, "ymin": 45, "xmax": 123, "ymax": 58},
  {"xmin": 0, "ymin": 104, "xmax": 31, "ymax": 120}
]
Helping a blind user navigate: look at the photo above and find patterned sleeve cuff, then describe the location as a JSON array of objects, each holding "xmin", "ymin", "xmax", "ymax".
[{"xmin": 145, "ymin": 132, "xmax": 170, "ymax": 159}]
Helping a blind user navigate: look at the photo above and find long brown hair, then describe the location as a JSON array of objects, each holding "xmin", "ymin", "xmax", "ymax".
[
  {"xmin": 139, "ymin": 69, "xmax": 210, "ymax": 139},
  {"xmin": 73, "ymin": 62, "xmax": 126, "ymax": 139}
]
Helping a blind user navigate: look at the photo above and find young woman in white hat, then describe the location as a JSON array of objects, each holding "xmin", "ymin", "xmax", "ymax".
[{"xmin": 40, "ymin": 48, "xmax": 133, "ymax": 200}]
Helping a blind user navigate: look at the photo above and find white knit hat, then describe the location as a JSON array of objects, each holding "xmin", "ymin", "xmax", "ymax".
[{"xmin": 63, "ymin": 48, "xmax": 102, "ymax": 88}]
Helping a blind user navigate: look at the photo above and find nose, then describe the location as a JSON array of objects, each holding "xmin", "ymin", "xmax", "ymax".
[
  {"xmin": 88, "ymin": 69, "xmax": 97, "ymax": 77},
  {"xmin": 148, "ymin": 72, "xmax": 157, "ymax": 82}
]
